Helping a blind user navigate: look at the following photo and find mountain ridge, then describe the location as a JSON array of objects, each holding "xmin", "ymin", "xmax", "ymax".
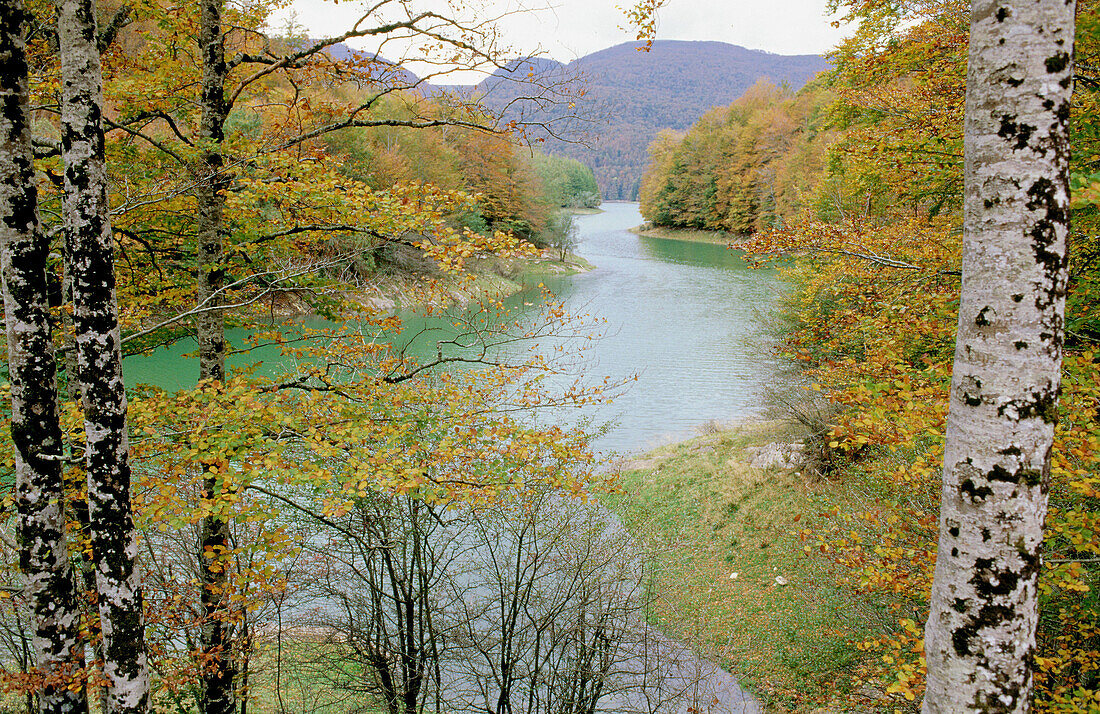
[
  {"xmin": 474, "ymin": 40, "xmax": 831, "ymax": 199},
  {"xmin": 322, "ymin": 39, "xmax": 830, "ymax": 201}
]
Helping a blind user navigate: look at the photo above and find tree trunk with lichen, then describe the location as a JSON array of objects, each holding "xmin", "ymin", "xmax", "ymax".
[
  {"xmin": 922, "ymin": 1, "xmax": 1076, "ymax": 711},
  {"xmin": 57, "ymin": 0, "xmax": 150, "ymax": 710},
  {"xmin": 0, "ymin": 1, "xmax": 88, "ymax": 711},
  {"xmin": 196, "ymin": 0, "xmax": 234, "ymax": 712}
]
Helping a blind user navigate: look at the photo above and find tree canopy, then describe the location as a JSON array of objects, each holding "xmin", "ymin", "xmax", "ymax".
[
  {"xmin": 0, "ymin": 0, "xmax": 610, "ymax": 711},
  {"xmin": 634, "ymin": 0, "xmax": 1100, "ymax": 708}
]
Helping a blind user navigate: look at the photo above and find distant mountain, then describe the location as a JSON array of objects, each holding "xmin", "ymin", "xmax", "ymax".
[
  {"xmin": 321, "ymin": 42, "xmax": 422, "ymax": 88},
  {"xmin": 318, "ymin": 40, "xmax": 828, "ymax": 201},
  {"xmin": 493, "ymin": 57, "xmax": 568, "ymax": 77},
  {"xmin": 476, "ymin": 41, "xmax": 830, "ymax": 200}
]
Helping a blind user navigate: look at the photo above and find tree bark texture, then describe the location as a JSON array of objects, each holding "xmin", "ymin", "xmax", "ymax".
[
  {"xmin": 922, "ymin": 1, "xmax": 1076, "ymax": 712},
  {"xmin": 57, "ymin": 0, "xmax": 150, "ymax": 710},
  {"xmin": 0, "ymin": 1, "xmax": 88, "ymax": 711},
  {"xmin": 197, "ymin": 1, "xmax": 233, "ymax": 712},
  {"xmin": 196, "ymin": 0, "xmax": 227, "ymax": 385}
]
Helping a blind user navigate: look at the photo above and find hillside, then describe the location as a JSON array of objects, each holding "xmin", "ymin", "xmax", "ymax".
[{"xmin": 475, "ymin": 41, "xmax": 830, "ymax": 200}]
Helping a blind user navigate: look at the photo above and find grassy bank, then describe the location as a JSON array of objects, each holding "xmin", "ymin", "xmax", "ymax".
[
  {"xmin": 510, "ymin": 251, "xmax": 596, "ymax": 278},
  {"xmin": 630, "ymin": 224, "xmax": 743, "ymax": 246},
  {"xmin": 606, "ymin": 421, "xmax": 888, "ymax": 713}
]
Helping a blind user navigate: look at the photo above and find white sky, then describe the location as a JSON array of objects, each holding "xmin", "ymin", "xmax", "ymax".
[{"xmin": 272, "ymin": 0, "xmax": 850, "ymax": 83}]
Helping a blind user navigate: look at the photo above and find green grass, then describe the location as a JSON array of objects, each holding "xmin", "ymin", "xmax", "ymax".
[
  {"xmin": 605, "ymin": 421, "xmax": 881, "ymax": 712},
  {"xmin": 243, "ymin": 637, "xmax": 381, "ymax": 714}
]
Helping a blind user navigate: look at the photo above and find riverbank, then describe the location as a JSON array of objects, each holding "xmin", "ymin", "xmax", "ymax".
[
  {"xmin": 276, "ymin": 250, "xmax": 596, "ymax": 316},
  {"xmin": 630, "ymin": 223, "xmax": 744, "ymax": 246},
  {"xmin": 606, "ymin": 420, "xmax": 883, "ymax": 712}
]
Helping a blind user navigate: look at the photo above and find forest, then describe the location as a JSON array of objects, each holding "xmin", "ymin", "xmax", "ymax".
[
  {"xmin": 476, "ymin": 41, "xmax": 828, "ymax": 201},
  {"xmin": 0, "ymin": 0, "xmax": 620, "ymax": 712},
  {"xmin": 639, "ymin": 78, "xmax": 834, "ymax": 234},
  {"xmin": 635, "ymin": 0, "xmax": 1100, "ymax": 709},
  {"xmin": 3, "ymin": 0, "xmax": 1099, "ymax": 711}
]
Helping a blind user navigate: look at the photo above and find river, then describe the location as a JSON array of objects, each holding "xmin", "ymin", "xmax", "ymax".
[
  {"xmin": 126, "ymin": 202, "xmax": 774, "ymax": 711},
  {"xmin": 124, "ymin": 202, "xmax": 782, "ymax": 456},
  {"xmin": 526, "ymin": 202, "xmax": 781, "ymax": 454}
]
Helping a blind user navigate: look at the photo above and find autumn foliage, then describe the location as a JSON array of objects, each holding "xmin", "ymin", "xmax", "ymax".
[
  {"xmin": 713, "ymin": 0, "xmax": 1100, "ymax": 709},
  {"xmin": 635, "ymin": 0, "xmax": 1100, "ymax": 708},
  {"xmin": 639, "ymin": 79, "xmax": 836, "ymax": 235},
  {"xmin": 0, "ymin": 0, "xmax": 611, "ymax": 709}
]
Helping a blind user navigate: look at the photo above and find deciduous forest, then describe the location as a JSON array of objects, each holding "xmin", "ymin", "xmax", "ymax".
[
  {"xmin": 476, "ymin": 41, "xmax": 829, "ymax": 201},
  {"xmin": 0, "ymin": 0, "xmax": 617, "ymax": 712},
  {"xmin": 3, "ymin": 0, "xmax": 1099, "ymax": 712},
  {"xmin": 636, "ymin": 0, "xmax": 1100, "ymax": 709}
]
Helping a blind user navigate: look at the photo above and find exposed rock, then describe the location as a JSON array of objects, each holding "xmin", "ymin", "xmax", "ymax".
[
  {"xmin": 360, "ymin": 294, "xmax": 396, "ymax": 312},
  {"xmin": 745, "ymin": 442, "xmax": 804, "ymax": 470}
]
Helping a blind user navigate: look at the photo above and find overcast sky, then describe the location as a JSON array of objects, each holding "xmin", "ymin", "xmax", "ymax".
[{"xmin": 272, "ymin": 0, "xmax": 850, "ymax": 82}]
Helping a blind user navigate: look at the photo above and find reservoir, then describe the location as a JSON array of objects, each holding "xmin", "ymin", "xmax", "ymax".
[
  {"xmin": 124, "ymin": 202, "xmax": 782, "ymax": 456},
  {"xmin": 532, "ymin": 202, "xmax": 782, "ymax": 454}
]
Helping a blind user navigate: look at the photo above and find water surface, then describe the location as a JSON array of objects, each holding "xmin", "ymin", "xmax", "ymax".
[
  {"xmin": 125, "ymin": 202, "xmax": 782, "ymax": 455},
  {"xmin": 530, "ymin": 202, "xmax": 782, "ymax": 454}
]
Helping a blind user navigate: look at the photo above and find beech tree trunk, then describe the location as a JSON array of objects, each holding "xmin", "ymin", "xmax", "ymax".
[
  {"xmin": 0, "ymin": 1, "xmax": 88, "ymax": 711},
  {"xmin": 57, "ymin": 0, "xmax": 150, "ymax": 711},
  {"xmin": 196, "ymin": 0, "xmax": 234, "ymax": 712},
  {"xmin": 196, "ymin": 0, "xmax": 227, "ymax": 385},
  {"xmin": 922, "ymin": 1, "xmax": 1076, "ymax": 711}
]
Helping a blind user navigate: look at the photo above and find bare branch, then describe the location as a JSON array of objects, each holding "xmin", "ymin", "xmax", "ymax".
[
  {"xmin": 225, "ymin": 11, "xmax": 449, "ymax": 107},
  {"xmin": 113, "ymin": 109, "xmax": 195, "ymax": 147},
  {"xmin": 103, "ymin": 116, "xmax": 187, "ymax": 163},
  {"xmin": 98, "ymin": 5, "xmax": 132, "ymax": 53},
  {"xmin": 120, "ymin": 259, "xmax": 346, "ymax": 346},
  {"xmin": 31, "ymin": 136, "xmax": 59, "ymax": 158}
]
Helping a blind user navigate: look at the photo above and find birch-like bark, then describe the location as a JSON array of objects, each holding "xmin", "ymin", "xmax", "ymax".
[
  {"xmin": 57, "ymin": 0, "xmax": 150, "ymax": 711},
  {"xmin": 922, "ymin": 1, "xmax": 1076, "ymax": 711},
  {"xmin": 196, "ymin": 0, "xmax": 227, "ymax": 385},
  {"xmin": 197, "ymin": 1, "xmax": 234, "ymax": 712},
  {"xmin": 0, "ymin": 1, "xmax": 87, "ymax": 711}
]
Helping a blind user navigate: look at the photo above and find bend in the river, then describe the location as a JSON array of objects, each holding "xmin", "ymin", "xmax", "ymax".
[{"xmin": 124, "ymin": 202, "xmax": 783, "ymax": 456}]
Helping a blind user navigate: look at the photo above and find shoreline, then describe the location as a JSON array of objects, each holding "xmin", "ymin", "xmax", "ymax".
[
  {"xmin": 604, "ymin": 419, "xmax": 874, "ymax": 709},
  {"xmin": 629, "ymin": 223, "xmax": 747, "ymax": 247},
  {"xmin": 342, "ymin": 251, "xmax": 596, "ymax": 314}
]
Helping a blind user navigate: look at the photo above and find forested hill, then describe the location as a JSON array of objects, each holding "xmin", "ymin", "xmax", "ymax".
[{"xmin": 473, "ymin": 41, "xmax": 829, "ymax": 200}]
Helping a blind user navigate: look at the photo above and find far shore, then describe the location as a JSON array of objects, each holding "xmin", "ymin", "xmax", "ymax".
[
  {"xmin": 629, "ymin": 223, "xmax": 746, "ymax": 247},
  {"xmin": 264, "ymin": 251, "xmax": 595, "ymax": 319},
  {"xmin": 363, "ymin": 251, "xmax": 594, "ymax": 313}
]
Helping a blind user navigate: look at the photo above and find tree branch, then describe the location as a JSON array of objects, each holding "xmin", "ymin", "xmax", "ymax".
[
  {"xmin": 113, "ymin": 109, "xmax": 195, "ymax": 147},
  {"xmin": 97, "ymin": 5, "xmax": 132, "ymax": 53},
  {"xmin": 120, "ymin": 260, "xmax": 344, "ymax": 346}
]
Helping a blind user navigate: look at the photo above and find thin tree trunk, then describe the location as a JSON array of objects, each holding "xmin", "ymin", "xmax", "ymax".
[
  {"xmin": 57, "ymin": 0, "xmax": 150, "ymax": 711},
  {"xmin": 0, "ymin": 1, "xmax": 88, "ymax": 711},
  {"xmin": 922, "ymin": 1, "xmax": 1076, "ymax": 711},
  {"xmin": 196, "ymin": 0, "xmax": 233, "ymax": 712}
]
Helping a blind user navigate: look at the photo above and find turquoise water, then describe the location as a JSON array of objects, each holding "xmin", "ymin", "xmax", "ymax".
[{"xmin": 124, "ymin": 202, "xmax": 782, "ymax": 455}]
